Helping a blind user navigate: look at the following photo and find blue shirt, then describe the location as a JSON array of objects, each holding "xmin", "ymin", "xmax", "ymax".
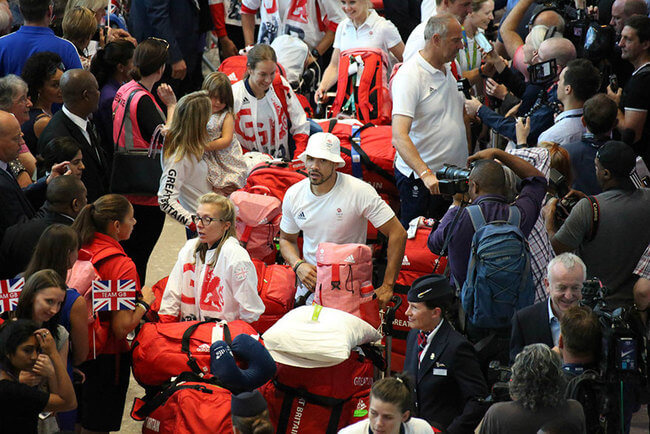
[
  {"xmin": 547, "ymin": 297, "xmax": 560, "ymax": 347},
  {"xmin": 0, "ymin": 26, "xmax": 82, "ymax": 76}
]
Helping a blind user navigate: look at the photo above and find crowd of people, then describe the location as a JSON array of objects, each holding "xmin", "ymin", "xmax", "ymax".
[{"xmin": 0, "ymin": 0, "xmax": 649, "ymax": 433}]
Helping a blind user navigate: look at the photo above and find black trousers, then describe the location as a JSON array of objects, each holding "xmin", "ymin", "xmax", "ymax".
[{"xmin": 121, "ymin": 204, "xmax": 165, "ymax": 285}]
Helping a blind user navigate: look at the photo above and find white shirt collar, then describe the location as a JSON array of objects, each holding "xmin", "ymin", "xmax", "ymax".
[
  {"xmin": 416, "ymin": 52, "xmax": 449, "ymax": 84},
  {"xmin": 547, "ymin": 297, "xmax": 558, "ymax": 324},
  {"xmin": 345, "ymin": 9, "xmax": 380, "ymax": 31},
  {"xmin": 426, "ymin": 318, "xmax": 444, "ymax": 345},
  {"xmin": 555, "ymin": 108, "xmax": 583, "ymax": 123},
  {"xmin": 633, "ymin": 62, "xmax": 650, "ymax": 76},
  {"xmin": 62, "ymin": 105, "xmax": 88, "ymax": 131},
  {"xmin": 0, "ymin": 160, "xmax": 7, "ymax": 172}
]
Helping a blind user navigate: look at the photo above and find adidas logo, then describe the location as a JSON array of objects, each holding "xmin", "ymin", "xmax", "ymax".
[
  {"xmin": 402, "ymin": 255, "xmax": 410, "ymax": 266},
  {"xmin": 242, "ymin": 96, "xmax": 249, "ymax": 104},
  {"xmin": 344, "ymin": 254, "xmax": 356, "ymax": 263},
  {"xmin": 196, "ymin": 343, "xmax": 210, "ymax": 353},
  {"xmin": 297, "ymin": 211, "xmax": 306, "ymax": 220},
  {"xmin": 228, "ymin": 72, "xmax": 237, "ymax": 81}
]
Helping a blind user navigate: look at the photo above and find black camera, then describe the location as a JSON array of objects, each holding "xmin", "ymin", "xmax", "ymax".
[
  {"xmin": 483, "ymin": 361, "xmax": 512, "ymax": 404},
  {"xmin": 457, "ymin": 78, "xmax": 472, "ymax": 99},
  {"xmin": 548, "ymin": 168, "xmax": 579, "ymax": 227},
  {"xmin": 436, "ymin": 164, "xmax": 471, "ymax": 195},
  {"xmin": 528, "ymin": 59, "xmax": 557, "ymax": 86}
]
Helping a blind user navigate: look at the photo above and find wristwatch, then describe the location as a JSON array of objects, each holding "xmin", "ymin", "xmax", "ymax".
[{"xmin": 311, "ymin": 48, "xmax": 321, "ymax": 60}]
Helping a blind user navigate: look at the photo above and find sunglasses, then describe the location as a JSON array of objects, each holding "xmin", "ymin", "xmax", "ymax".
[{"xmin": 146, "ymin": 37, "xmax": 170, "ymax": 51}]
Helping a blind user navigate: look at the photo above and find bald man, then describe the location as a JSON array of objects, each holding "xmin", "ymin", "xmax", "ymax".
[
  {"xmin": 38, "ymin": 69, "xmax": 108, "ymax": 202},
  {"xmin": 0, "ymin": 110, "xmax": 67, "ymax": 240},
  {"xmin": 610, "ymin": 0, "xmax": 647, "ymax": 36}
]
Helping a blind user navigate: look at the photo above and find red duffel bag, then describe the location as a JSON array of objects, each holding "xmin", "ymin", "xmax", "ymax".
[
  {"xmin": 385, "ymin": 223, "xmax": 448, "ymax": 372},
  {"xmin": 250, "ymin": 259, "xmax": 296, "ymax": 334},
  {"xmin": 131, "ymin": 372, "xmax": 233, "ymax": 434},
  {"xmin": 295, "ymin": 119, "xmax": 397, "ymax": 200},
  {"xmin": 261, "ymin": 349, "xmax": 378, "ymax": 434},
  {"xmin": 243, "ymin": 160, "xmax": 307, "ymax": 202},
  {"xmin": 132, "ymin": 319, "xmax": 260, "ymax": 387}
]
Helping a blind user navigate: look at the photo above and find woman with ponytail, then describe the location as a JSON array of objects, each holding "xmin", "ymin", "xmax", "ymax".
[
  {"xmin": 70, "ymin": 194, "xmax": 154, "ymax": 433},
  {"xmin": 158, "ymin": 192, "xmax": 264, "ymax": 323},
  {"xmin": 339, "ymin": 374, "xmax": 434, "ymax": 434},
  {"xmin": 111, "ymin": 37, "xmax": 176, "ymax": 285}
]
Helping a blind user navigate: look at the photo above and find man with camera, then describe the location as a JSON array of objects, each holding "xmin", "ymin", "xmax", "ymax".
[
  {"xmin": 545, "ymin": 140, "xmax": 650, "ymax": 307},
  {"xmin": 510, "ymin": 253, "xmax": 586, "ymax": 363},
  {"xmin": 428, "ymin": 148, "xmax": 546, "ymax": 361},
  {"xmin": 392, "ymin": 13, "xmax": 470, "ymax": 227},
  {"xmin": 558, "ymin": 305, "xmax": 601, "ymax": 377},
  {"xmin": 608, "ymin": 15, "xmax": 650, "ymax": 168}
]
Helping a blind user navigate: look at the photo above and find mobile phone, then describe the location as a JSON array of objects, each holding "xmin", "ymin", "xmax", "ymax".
[
  {"xmin": 609, "ymin": 74, "xmax": 618, "ymax": 93},
  {"xmin": 475, "ymin": 32, "xmax": 493, "ymax": 54}
]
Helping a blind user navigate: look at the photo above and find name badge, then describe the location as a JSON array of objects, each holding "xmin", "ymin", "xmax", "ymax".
[{"xmin": 433, "ymin": 368, "xmax": 447, "ymax": 376}]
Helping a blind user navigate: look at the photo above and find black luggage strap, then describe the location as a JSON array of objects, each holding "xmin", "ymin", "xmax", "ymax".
[
  {"xmin": 274, "ymin": 380, "xmax": 346, "ymax": 434},
  {"xmin": 181, "ymin": 319, "xmax": 230, "ymax": 376},
  {"xmin": 585, "ymin": 195, "xmax": 600, "ymax": 242}
]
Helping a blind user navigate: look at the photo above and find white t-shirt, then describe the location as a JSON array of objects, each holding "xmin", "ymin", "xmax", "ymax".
[
  {"xmin": 338, "ymin": 417, "xmax": 434, "ymax": 434},
  {"xmin": 403, "ymin": 22, "xmax": 425, "ymax": 62},
  {"xmin": 421, "ymin": 0, "xmax": 437, "ymax": 23},
  {"xmin": 280, "ymin": 172, "xmax": 395, "ymax": 265},
  {"xmin": 158, "ymin": 152, "xmax": 211, "ymax": 226},
  {"xmin": 391, "ymin": 53, "xmax": 468, "ymax": 177},
  {"xmin": 333, "ymin": 10, "xmax": 402, "ymax": 54}
]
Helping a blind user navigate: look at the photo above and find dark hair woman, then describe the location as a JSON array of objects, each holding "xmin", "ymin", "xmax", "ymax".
[
  {"xmin": 0, "ymin": 319, "xmax": 76, "ymax": 434},
  {"xmin": 70, "ymin": 194, "xmax": 155, "ymax": 433},
  {"xmin": 111, "ymin": 37, "xmax": 176, "ymax": 284},
  {"xmin": 90, "ymin": 39, "xmax": 135, "ymax": 154},
  {"xmin": 41, "ymin": 137, "xmax": 85, "ymax": 180},
  {"xmin": 20, "ymin": 51, "xmax": 64, "ymax": 155}
]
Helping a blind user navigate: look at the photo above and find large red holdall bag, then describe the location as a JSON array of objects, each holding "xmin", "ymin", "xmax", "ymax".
[
  {"xmin": 131, "ymin": 372, "xmax": 233, "ymax": 434},
  {"xmin": 250, "ymin": 259, "xmax": 296, "ymax": 334},
  {"xmin": 384, "ymin": 223, "xmax": 448, "ymax": 372},
  {"xmin": 314, "ymin": 243, "xmax": 380, "ymax": 328},
  {"xmin": 296, "ymin": 119, "xmax": 397, "ymax": 201},
  {"xmin": 243, "ymin": 160, "xmax": 308, "ymax": 202},
  {"xmin": 331, "ymin": 48, "xmax": 392, "ymax": 125},
  {"xmin": 261, "ymin": 349, "xmax": 380, "ymax": 434},
  {"xmin": 231, "ymin": 186, "xmax": 282, "ymax": 264},
  {"xmin": 132, "ymin": 319, "xmax": 260, "ymax": 387}
]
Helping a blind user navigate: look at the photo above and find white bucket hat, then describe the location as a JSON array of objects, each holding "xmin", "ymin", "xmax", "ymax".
[{"xmin": 297, "ymin": 132, "xmax": 346, "ymax": 168}]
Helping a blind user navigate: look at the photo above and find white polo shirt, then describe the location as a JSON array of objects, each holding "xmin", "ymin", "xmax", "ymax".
[
  {"xmin": 421, "ymin": 0, "xmax": 437, "ymax": 23},
  {"xmin": 403, "ymin": 22, "xmax": 425, "ymax": 62},
  {"xmin": 333, "ymin": 10, "xmax": 402, "ymax": 54},
  {"xmin": 391, "ymin": 53, "xmax": 468, "ymax": 178}
]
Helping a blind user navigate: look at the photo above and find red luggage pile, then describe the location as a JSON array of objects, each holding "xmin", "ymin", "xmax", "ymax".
[
  {"xmin": 250, "ymin": 259, "xmax": 296, "ymax": 334},
  {"xmin": 261, "ymin": 350, "xmax": 376, "ymax": 433},
  {"xmin": 385, "ymin": 223, "xmax": 448, "ymax": 372},
  {"xmin": 243, "ymin": 160, "xmax": 307, "ymax": 202}
]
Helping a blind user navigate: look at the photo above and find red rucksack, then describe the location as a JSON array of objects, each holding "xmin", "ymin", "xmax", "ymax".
[
  {"xmin": 230, "ymin": 186, "xmax": 282, "ymax": 264},
  {"xmin": 243, "ymin": 160, "xmax": 308, "ymax": 202},
  {"xmin": 261, "ymin": 349, "xmax": 377, "ymax": 434},
  {"xmin": 250, "ymin": 259, "xmax": 297, "ymax": 334},
  {"xmin": 131, "ymin": 319, "xmax": 260, "ymax": 387},
  {"xmin": 131, "ymin": 372, "xmax": 233, "ymax": 434},
  {"xmin": 385, "ymin": 224, "xmax": 448, "ymax": 372},
  {"xmin": 331, "ymin": 48, "xmax": 392, "ymax": 125},
  {"xmin": 295, "ymin": 119, "xmax": 397, "ymax": 200},
  {"xmin": 314, "ymin": 243, "xmax": 380, "ymax": 328}
]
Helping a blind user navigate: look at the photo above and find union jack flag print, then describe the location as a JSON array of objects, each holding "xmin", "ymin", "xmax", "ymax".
[
  {"xmin": 0, "ymin": 278, "xmax": 24, "ymax": 313},
  {"xmin": 92, "ymin": 280, "xmax": 136, "ymax": 313}
]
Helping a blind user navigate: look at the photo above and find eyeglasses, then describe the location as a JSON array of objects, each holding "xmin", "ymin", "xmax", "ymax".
[
  {"xmin": 146, "ymin": 37, "xmax": 170, "ymax": 52},
  {"xmin": 191, "ymin": 215, "xmax": 223, "ymax": 226}
]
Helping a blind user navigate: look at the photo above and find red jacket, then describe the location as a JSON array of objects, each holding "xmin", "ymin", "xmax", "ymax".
[{"xmin": 84, "ymin": 232, "xmax": 140, "ymax": 355}]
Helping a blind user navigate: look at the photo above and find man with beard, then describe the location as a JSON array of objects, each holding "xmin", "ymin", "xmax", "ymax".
[{"xmin": 279, "ymin": 132, "xmax": 406, "ymax": 307}]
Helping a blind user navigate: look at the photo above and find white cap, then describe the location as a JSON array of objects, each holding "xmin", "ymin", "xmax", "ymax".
[{"xmin": 297, "ymin": 132, "xmax": 346, "ymax": 168}]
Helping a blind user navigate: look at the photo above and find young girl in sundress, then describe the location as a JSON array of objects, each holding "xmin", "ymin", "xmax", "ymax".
[{"xmin": 202, "ymin": 72, "xmax": 248, "ymax": 196}]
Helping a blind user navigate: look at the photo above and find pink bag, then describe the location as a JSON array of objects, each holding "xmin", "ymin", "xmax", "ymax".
[
  {"xmin": 314, "ymin": 243, "xmax": 379, "ymax": 328},
  {"xmin": 231, "ymin": 186, "xmax": 282, "ymax": 263}
]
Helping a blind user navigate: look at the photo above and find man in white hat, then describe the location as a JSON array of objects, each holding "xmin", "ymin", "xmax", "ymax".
[{"xmin": 279, "ymin": 132, "xmax": 407, "ymax": 306}]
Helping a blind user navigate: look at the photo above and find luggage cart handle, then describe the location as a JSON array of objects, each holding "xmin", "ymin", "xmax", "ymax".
[{"xmin": 383, "ymin": 295, "xmax": 402, "ymax": 337}]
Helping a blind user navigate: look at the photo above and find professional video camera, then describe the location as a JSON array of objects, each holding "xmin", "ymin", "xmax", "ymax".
[
  {"xmin": 483, "ymin": 361, "xmax": 513, "ymax": 404},
  {"xmin": 523, "ymin": 59, "xmax": 563, "ymax": 118},
  {"xmin": 548, "ymin": 168, "xmax": 580, "ymax": 227},
  {"xmin": 436, "ymin": 164, "xmax": 471, "ymax": 196}
]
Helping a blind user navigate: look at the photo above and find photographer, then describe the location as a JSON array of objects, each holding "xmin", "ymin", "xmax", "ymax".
[
  {"xmin": 478, "ymin": 344, "xmax": 586, "ymax": 433},
  {"xmin": 544, "ymin": 140, "xmax": 650, "ymax": 307},
  {"xmin": 428, "ymin": 149, "xmax": 546, "ymax": 361}
]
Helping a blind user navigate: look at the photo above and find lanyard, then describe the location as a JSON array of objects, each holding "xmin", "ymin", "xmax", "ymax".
[{"xmin": 457, "ymin": 28, "xmax": 478, "ymax": 71}]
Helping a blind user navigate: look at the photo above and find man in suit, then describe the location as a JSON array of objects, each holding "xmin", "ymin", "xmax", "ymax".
[
  {"xmin": 0, "ymin": 110, "xmax": 68, "ymax": 239},
  {"xmin": 38, "ymin": 69, "xmax": 109, "ymax": 203},
  {"xmin": 404, "ymin": 274, "xmax": 488, "ymax": 433},
  {"xmin": 0, "ymin": 175, "xmax": 87, "ymax": 278},
  {"xmin": 510, "ymin": 252, "xmax": 586, "ymax": 362}
]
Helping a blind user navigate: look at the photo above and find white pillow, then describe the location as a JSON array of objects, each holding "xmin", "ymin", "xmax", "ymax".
[{"xmin": 262, "ymin": 305, "xmax": 382, "ymax": 368}]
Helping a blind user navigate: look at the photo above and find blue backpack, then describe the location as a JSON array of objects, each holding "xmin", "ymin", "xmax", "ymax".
[{"xmin": 461, "ymin": 204, "xmax": 535, "ymax": 329}]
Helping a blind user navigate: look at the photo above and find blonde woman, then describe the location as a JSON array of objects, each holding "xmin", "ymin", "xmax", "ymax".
[
  {"xmin": 159, "ymin": 193, "xmax": 264, "ymax": 323},
  {"xmin": 62, "ymin": 7, "xmax": 97, "ymax": 69},
  {"xmin": 158, "ymin": 91, "xmax": 213, "ymax": 236}
]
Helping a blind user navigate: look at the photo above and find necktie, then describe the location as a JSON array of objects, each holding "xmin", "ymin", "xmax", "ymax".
[
  {"xmin": 86, "ymin": 121, "xmax": 102, "ymax": 162},
  {"xmin": 417, "ymin": 330, "xmax": 430, "ymax": 362}
]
